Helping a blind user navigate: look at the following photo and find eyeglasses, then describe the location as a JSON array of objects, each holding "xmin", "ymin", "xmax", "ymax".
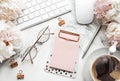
[{"xmin": 21, "ymin": 26, "xmax": 54, "ymax": 64}]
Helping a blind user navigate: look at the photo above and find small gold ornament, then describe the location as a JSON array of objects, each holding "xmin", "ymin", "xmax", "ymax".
[
  {"xmin": 17, "ymin": 70, "xmax": 24, "ymax": 80},
  {"xmin": 58, "ymin": 17, "xmax": 65, "ymax": 26}
]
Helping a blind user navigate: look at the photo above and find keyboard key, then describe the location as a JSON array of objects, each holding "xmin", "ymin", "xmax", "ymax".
[
  {"xmin": 13, "ymin": 20, "xmax": 18, "ymax": 25},
  {"xmin": 51, "ymin": 0, "xmax": 57, "ymax": 4},
  {"xmin": 29, "ymin": 7, "xmax": 35, "ymax": 12},
  {"xmin": 23, "ymin": 9, "xmax": 29, "ymax": 15},
  {"xmin": 57, "ymin": 1, "xmax": 66, "ymax": 8},
  {"xmin": 26, "ymin": 2, "xmax": 32, "ymax": 8},
  {"xmin": 66, "ymin": 5, "xmax": 71, "ymax": 11},
  {"xmin": 57, "ymin": 0, "xmax": 63, "ymax": 2},
  {"xmin": 40, "ymin": 9, "xmax": 46, "ymax": 14},
  {"xmin": 34, "ymin": 5, "xmax": 41, "ymax": 10},
  {"xmin": 31, "ymin": 0, "xmax": 37, "ymax": 6},
  {"xmin": 42, "ymin": 14, "xmax": 48, "ymax": 19},
  {"xmin": 33, "ymin": 11, "xmax": 40, "ymax": 17},
  {"xmin": 40, "ymin": 3, "xmax": 46, "ymax": 8},
  {"xmin": 46, "ymin": 1, "xmax": 51, "ymax": 6},
  {"xmin": 27, "ymin": 0, "xmax": 32, "ymax": 2},
  {"xmin": 45, "ymin": 7, "xmax": 51, "ymax": 12},
  {"xmin": 29, "ymin": 13, "xmax": 35, "ymax": 19},
  {"xmin": 48, "ymin": 11, "xmax": 54, "ymax": 17},
  {"xmin": 19, "ymin": 13, "xmax": 24, "ymax": 17},
  {"xmin": 36, "ymin": 0, "xmax": 43, "ymax": 3},
  {"xmin": 59, "ymin": 7, "xmax": 67, "ymax": 13},
  {"xmin": 23, "ymin": 16, "xmax": 29, "ymax": 21},
  {"xmin": 50, "ymin": 5, "xmax": 56, "ymax": 10},
  {"xmin": 17, "ymin": 18, "xmax": 23, "ymax": 23},
  {"xmin": 54, "ymin": 9, "xmax": 60, "ymax": 15}
]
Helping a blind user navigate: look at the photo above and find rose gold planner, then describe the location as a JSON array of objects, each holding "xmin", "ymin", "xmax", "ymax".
[{"xmin": 49, "ymin": 30, "xmax": 80, "ymax": 72}]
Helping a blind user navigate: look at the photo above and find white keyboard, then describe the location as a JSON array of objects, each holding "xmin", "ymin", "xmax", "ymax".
[{"xmin": 15, "ymin": 0, "xmax": 72, "ymax": 30}]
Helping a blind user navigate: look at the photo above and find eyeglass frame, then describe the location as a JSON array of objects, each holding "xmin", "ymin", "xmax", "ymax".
[{"xmin": 21, "ymin": 26, "xmax": 51, "ymax": 64}]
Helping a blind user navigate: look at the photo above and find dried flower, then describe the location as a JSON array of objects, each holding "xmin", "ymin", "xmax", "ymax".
[{"xmin": 0, "ymin": 0, "xmax": 22, "ymax": 21}]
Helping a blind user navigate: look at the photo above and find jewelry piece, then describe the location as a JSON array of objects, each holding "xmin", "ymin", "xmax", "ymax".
[
  {"xmin": 10, "ymin": 59, "xmax": 18, "ymax": 68},
  {"xmin": 58, "ymin": 17, "xmax": 65, "ymax": 26},
  {"xmin": 17, "ymin": 70, "xmax": 24, "ymax": 79}
]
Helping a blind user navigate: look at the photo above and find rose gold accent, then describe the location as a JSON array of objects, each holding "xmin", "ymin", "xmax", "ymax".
[{"xmin": 58, "ymin": 30, "xmax": 80, "ymax": 42}]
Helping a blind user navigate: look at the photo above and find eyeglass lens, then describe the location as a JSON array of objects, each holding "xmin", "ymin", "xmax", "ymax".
[
  {"xmin": 21, "ymin": 27, "xmax": 50, "ymax": 62},
  {"xmin": 37, "ymin": 27, "xmax": 50, "ymax": 44}
]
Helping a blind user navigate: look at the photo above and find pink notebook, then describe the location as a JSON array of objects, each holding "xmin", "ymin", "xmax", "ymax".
[{"xmin": 49, "ymin": 30, "xmax": 80, "ymax": 72}]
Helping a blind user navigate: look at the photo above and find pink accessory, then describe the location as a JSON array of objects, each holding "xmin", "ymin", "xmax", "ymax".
[
  {"xmin": 94, "ymin": 0, "xmax": 112, "ymax": 18},
  {"xmin": 49, "ymin": 30, "xmax": 80, "ymax": 72}
]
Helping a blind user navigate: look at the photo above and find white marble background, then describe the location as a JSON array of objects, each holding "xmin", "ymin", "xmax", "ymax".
[{"xmin": 0, "ymin": 0, "xmax": 107, "ymax": 81}]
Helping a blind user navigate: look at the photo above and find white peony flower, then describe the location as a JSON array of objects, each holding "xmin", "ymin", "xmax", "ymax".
[
  {"xmin": 0, "ymin": 56, "xmax": 4, "ymax": 63},
  {"xmin": 0, "ymin": 29, "xmax": 22, "ymax": 49},
  {"xmin": 111, "ymin": 0, "xmax": 120, "ymax": 12},
  {"xmin": 113, "ymin": 13, "xmax": 120, "ymax": 23},
  {"xmin": 0, "ymin": 40, "xmax": 15, "ymax": 62},
  {"xmin": 105, "ymin": 8, "xmax": 117, "ymax": 20},
  {"xmin": 106, "ymin": 22, "xmax": 120, "ymax": 47},
  {"xmin": 0, "ymin": 21, "xmax": 23, "ymax": 63},
  {"xmin": 106, "ymin": 22, "xmax": 118, "ymax": 38}
]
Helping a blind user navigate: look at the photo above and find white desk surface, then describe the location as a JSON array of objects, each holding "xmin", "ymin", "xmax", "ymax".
[{"xmin": 0, "ymin": 0, "xmax": 105, "ymax": 81}]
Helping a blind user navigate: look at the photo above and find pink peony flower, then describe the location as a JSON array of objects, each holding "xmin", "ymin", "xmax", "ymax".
[
  {"xmin": 0, "ymin": 28, "xmax": 22, "ymax": 62},
  {"xmin": 0, "ymin": 29, "xmax": 19, "ymax": 43},
  {"xmin": 94, "ymin": 0, "xmax": 113, "ymax": 18},
  {"xmin": 0, "ymin": 29, "xmax": 22, "ymax": 49}
]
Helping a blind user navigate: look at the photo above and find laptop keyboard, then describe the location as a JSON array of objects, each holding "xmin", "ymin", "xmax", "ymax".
[{"xmin": 15, "ymin": 0, "xmax": 72, "ymax": 30}]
